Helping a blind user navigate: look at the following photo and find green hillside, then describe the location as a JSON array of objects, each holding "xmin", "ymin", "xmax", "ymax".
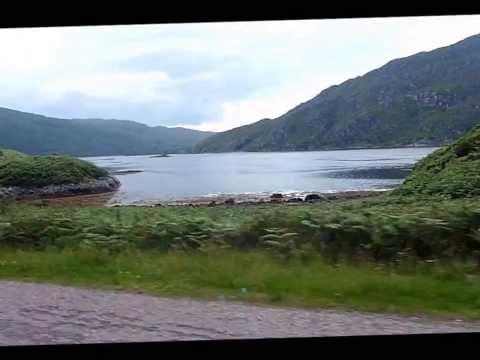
[
  {"xmin": 0, "ymin": 108, "xmax": 214, "ymax": 156},
  {"xmin": 195, "ymin": 33, "xmax": 480, "ymax": 153},
  {"xmin": 0, "ymin": 149, "xmax": 108, "ymax": 188},
  {"xmin": 394, "ymin": 124, "xmax": 480, "ymax": 198}
]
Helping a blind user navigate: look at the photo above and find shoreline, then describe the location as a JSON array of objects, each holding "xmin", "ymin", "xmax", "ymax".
[
  {"xmin": 79, "ymin": 145, "xmax": 441, "ymax": 158},
  {"xmin": 156, "ymin": 189, "xmax": 388, "ymax": 207},
  {"xmin": 15, "ymin": 189, "xmax": 390, "ymax": 208},
  {"xmin": 0, "ymin": 176, "xmax": 120, "ymax": 204},
  {"xmin": 108, "ymin": 189, "xmax": 390, "ymax": 208}
]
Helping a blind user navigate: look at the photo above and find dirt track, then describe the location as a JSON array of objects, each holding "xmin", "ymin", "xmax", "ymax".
[{"xmin": 0, "ymin": 280, "xmax": 479, "ymax": 345}]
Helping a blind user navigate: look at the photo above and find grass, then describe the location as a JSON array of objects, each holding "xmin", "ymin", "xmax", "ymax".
[
  {"xmin": 2, "ymin": 194, "xmax": 480, "ymax": 261},
  {"xmin": 1, "ymin": 195, "xmax": 480, "ymax": 319},
  {"xmin": 0, "ymin": 148, "xmax": 108, "ymax": 188},
  {"xmin": 1, "ymin": 248, "xmax": 480, "ymax": 319}
]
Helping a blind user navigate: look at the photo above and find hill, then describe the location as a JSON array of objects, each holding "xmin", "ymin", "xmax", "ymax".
[
  {"xmin": 394, "ymin": 124, "xmax": 480, "ymax": 198},
  {"xmin": 0, "ymin": 107, "xmax": 214, "ymax": 156},
  {"xmin": 195, "ymin": 33, "xmax": 480, "ymax": 153},
  {"xmin": 0, "ymin": 148, "xmax": 109, "ymax": 188}
]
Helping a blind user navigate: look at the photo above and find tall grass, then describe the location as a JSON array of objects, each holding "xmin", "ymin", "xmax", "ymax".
[
  {"xmin": 2, "ymin": 196, "xmax": 480, "ymax": 317},
  {"xmin": 2, "ymin": 195, "xmax": 480, "ymax": 262}
]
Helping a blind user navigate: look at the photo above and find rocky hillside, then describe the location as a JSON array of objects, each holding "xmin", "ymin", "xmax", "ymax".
[
  {"xmin": 394, "ymin": 124, "xmax": 480, "ymax": 198},
  {"xmin": 0, "ymin": 107, "xmax": 214, "ymax": 156},
  {"xmin": 195, "ymin": 33, "xmax": 480, "ymax": 153}
]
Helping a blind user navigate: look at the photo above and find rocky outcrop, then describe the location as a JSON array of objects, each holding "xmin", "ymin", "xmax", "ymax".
[
  {"xmin": 0, "ymin": 176, "xmax": 120, "ymax": 201},
  {"xmin": 304, "ymin": 194, "xmax": 328, "ymax": 202}
]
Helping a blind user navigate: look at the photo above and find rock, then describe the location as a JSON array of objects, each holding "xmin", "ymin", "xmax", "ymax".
[
  {"xmin": 0, "ymin": 175, "xmax": 121, "ymax": 201},
  {"xmin": 287, "ymin": 197, "xmax": 303, "ymax": 203},
  {"xmin": 208, "ymin": 200, "xmax": 216, "ymax": 207},
  {"xmin": 270, "ymin": 194, "xmax": 283, "ymax": 203},
  {"xmin": 224, "ymin": 198, "xmax": 235, "ymax": 205},
  {"xmin": 304, "ymin": 194, "xmax": 327, "ymax": 202}
]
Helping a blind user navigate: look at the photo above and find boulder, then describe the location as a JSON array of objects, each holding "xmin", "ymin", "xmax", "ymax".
[
  {"xmin": 287, "ymin": 197, "xmax": 303, "ymax": 203},
  {"xmin": 304, "ymin": 194, "xmax": 327, "ymax": 202},
  {"xmin": 224, "ymin": 198, "xmax": 235, "ymax": 205},
  {"xmin": 270, "ymin": 193, "xmax": 283, "ymax": 199},
  {"xmin": 208, "ymin": 200, "xmax": 216, "ymax": 207}
]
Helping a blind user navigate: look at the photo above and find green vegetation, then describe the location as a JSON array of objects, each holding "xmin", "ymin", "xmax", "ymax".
[
  {"xmin": 2, "ymin": 196, "xmax": 480, "ymax": 262},
  {"xmin": 0, "ymin": 149, "xmax": 108, "ymax": 187},
  {"xmin": 4, "ymin": 124, "xmax": 480, "ymax": 318},
  {"xmin": 395, "ymin": 125, "xmax": 480, "ymax": 198},
  {"xmin": 2, "ymin": 249, "xmax": 480, "ymax": 319},
  {"xmin": 2, "ymin": 194, "xmax": 480, "ymax": 318},
  {"xmin": 195, "ymin": 33, "xmax": 480, "ymax": 153},
  {"xmin": 0, "ymin": 107, "xmax": 213, "ymax": 156}
]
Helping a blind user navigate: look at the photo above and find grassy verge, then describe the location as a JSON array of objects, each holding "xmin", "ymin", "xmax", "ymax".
[
  {"xmin": 1, "ymin": 248, "xmax": 480, "ymax": 319},
  {"xmin": 2, "ymin": 195, "xmax": 480, "ymax": 319}
]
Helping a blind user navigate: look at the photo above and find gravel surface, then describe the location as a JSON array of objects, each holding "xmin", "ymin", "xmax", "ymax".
[{"xmin": 1, "ymin": 280, "xmax": 479, "ymax": 346}]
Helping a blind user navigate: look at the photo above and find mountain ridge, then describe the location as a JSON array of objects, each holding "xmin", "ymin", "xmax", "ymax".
[
  {"xmin": 194, "ymin": 33, "xmax": 480, "ymax": 153},
  {"xmin": 0, "ymin": 107, "xmax": 214, "ymax": 157}
]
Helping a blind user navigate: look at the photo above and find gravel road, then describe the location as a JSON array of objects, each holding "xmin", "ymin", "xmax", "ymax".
[{"xmin": 1, "ymin": 280, "xmax": 479, "ymax": 345}]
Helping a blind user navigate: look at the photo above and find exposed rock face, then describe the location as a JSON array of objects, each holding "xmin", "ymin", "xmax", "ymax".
[{"xmin": 0, "ymin": 176, "xmax": 120, "ymax": 201}]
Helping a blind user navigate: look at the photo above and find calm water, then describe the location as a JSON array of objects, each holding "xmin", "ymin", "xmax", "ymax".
[{"xmin": 84, "ymin": 148, "xmax": 437, "ymax": 205}]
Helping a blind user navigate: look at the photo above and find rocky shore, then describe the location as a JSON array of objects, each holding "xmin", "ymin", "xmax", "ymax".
[
  {"xmin": 0, "ymin": 176, "xmax": 121, "ymax": 201},
  {"xmin": 165, "ymin": 190, "xmax": 386, "ymax": 207},
  {"xmin": 108, "ymin": 189, "xmax": 388, "ymax": 208}
]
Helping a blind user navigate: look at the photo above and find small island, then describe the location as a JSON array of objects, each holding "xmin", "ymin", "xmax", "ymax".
[
  {"xmin": 0, "ymin": 149, "xmax": 120, "ymax": 200},
  {"xmin": 149, "ymin": 153, "xmax": 170, "ymax": 158}
]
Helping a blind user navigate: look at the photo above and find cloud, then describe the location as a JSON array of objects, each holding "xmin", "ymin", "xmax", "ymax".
[
  {"xmin": 0, "ymin": 15, "xmax": 480, "ymax": 131},
  {"xmin": 42, "ymin": 71, "xmax": 171, "ymax": 102}
]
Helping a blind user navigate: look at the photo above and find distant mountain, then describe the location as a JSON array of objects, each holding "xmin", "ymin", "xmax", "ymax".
[
  {"xmin": 195, "ymin": 33, "xmax": 480, "ymax": 153},
  {"xmin": 0, "ymin": 107, "xmax": 214, "ymax": 156}
]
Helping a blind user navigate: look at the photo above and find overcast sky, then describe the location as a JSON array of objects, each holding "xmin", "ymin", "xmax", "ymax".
[{"xmin": 1, "ymin": 15, "xmax": 480, "ymax": 132}]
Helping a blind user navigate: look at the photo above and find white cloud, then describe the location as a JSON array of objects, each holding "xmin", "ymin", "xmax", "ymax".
[
  {"xmin": 1, "ymin": 15, "xmax": 480, "ymax": 131},
  {"xmin": 176, "ymin": 72, "xmax": 344, "ymax": 132},
  {"xmin": 42, "ymin": 71, "xmax": 171, "ymax": 102},
  {"xmin": 0, "ymin": 27, "xmax": 63, "ymax": 72}
]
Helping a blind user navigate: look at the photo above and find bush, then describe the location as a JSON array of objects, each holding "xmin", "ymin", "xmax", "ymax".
[{"xmin": 394, "ymin": 125, "xmax": 480, "ymax": 198}]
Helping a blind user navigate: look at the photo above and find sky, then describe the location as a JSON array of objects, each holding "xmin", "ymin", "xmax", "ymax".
[{"xmin": 1, "ymin": 15, "xmax": 480, "ymax": 132}]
